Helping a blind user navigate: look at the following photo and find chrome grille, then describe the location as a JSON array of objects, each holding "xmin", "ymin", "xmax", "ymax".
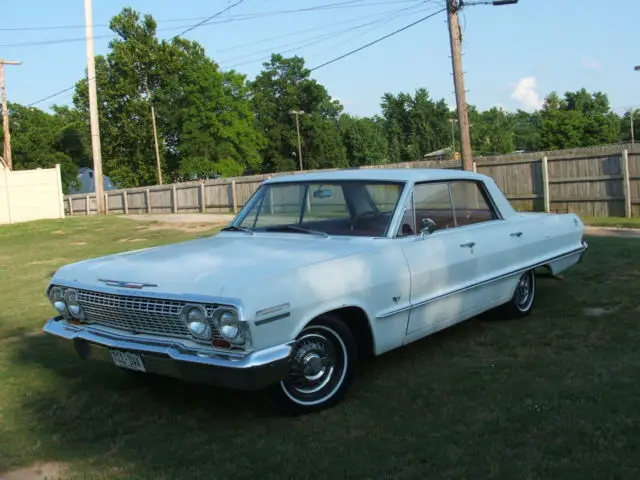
[{"xmin": 73, "ymin": 288, "xmax": 221, "ymax": 340}]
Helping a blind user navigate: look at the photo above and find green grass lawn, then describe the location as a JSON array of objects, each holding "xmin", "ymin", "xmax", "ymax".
[
  {"xmin": 582, "ymin": 216, "xmax": 640, "ymax": 229},
  {"xmin": 1, "ymin": 218, "xmax": 640, "ymax": 479}
]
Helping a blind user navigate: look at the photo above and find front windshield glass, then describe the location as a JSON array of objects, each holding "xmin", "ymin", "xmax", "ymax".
[{"xmin": 235, "ymin": 180, "xmax": 406, "ymax": 237}]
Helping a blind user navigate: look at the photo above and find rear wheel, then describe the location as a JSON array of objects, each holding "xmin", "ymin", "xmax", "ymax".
[
  {"xmin": 273, "ymin": 314, "xmax": 357, "ymax": 415},
  {"xmin": 501, "ymin": 269, "xmax": 536, "ymax": 318}
]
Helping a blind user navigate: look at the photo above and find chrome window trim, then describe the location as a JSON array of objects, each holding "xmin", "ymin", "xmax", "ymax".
[{"xmin": 392, "ymin": 178, "xmax": 505, "ymax": 239}]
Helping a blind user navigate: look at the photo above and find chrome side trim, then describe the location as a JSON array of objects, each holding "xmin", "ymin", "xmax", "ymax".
[
  {"xmin": 43, "ymin": 318, "xmax": 294, "ymax": 369},
  {"xmin": 254, "ymin": 312, "xmax": 291, "ymax": 327},
  {"xmin": 376, "ymin": 242, "xmax": 588, "ymax": 319},
  {"xmin": 255, "ymin": 303, "xmax": 290, "ymax": 317}
]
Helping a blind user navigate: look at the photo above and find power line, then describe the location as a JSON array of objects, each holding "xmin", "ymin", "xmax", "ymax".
[
  {"xmin": 220, "ymin": 2, "xmax": 432, "ymax": 68},
  {"xmin": 0, "ymin": 0, "xmax": 435, "ymax": 33},
  {"xmin": 309, "ymin": 6, "xmax": 446, "ymax": 71},
  {"xmin": 25, "ymin": 2, "xmax": 432, "ymax": 106},
  {"xmin": 215, "ymin": 0, "xmax": 427, "ymax": 54},
  {"xmin": 171, "ymin": 0, "xmax": 246, "ymax": 39},
  {"xmin": 25, "ymin": 0, "xmax": 249, "ymax": 107},
  {"xmin": 0, "ymin": 1, "xmax": 441, "ymax": 49}
]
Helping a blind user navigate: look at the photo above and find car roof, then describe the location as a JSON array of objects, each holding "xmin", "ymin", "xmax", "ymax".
[{"xmin": 263, "ymin": 168, "xmax": 488, "ymax": 184}]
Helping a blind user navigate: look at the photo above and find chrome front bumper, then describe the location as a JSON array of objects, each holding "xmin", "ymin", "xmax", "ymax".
[{"xmin": 43, "ymin": 317, "xmax": 294, "ymax": 391}]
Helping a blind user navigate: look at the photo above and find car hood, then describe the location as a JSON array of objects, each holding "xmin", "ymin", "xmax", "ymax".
[{"xmin": 52, "ymin": 232, "xmax": 376, "ymax": 297}]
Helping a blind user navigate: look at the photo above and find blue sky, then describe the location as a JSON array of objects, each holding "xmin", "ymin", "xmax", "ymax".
[{"xmin": 2, "ymin": 0, "xmax": 638, "ymax": 117}]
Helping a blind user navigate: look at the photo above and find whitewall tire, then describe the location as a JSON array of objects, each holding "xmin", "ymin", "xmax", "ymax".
[
  {"xmin": 273, "ymin": 314, "xmax": 357, "ymax": 415},
  {"xmin": 502, "ymin": 269, "xmax": 536, "ymax": 318}
]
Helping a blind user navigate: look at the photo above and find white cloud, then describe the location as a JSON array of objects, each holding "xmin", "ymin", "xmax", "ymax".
[{"xmin": 510, "ymin": 77, "xmax": 544, "ymax": 112}]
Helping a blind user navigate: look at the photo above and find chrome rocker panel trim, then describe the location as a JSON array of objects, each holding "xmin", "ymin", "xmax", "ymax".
[
  {"xmin": 377, "ymin": 241, "xmax": 589, "ymax": 319},
  {"xmin": 43, "ymin": 317, "xmax": 294, "ymax": 391}
]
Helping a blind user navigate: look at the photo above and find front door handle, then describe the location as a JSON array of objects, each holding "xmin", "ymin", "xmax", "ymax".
[
  {"xmin": 460, "ymin": 242, "xmax": 476, "ymax": 248},
  {"xmin": 510, "ymin": 232, "xmax": 523, "ymax": 237}
]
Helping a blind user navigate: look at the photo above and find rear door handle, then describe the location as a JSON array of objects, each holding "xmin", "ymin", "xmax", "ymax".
[
  {"xmin": 510, "ymin": 232, "xmax": 523, "ymax": 237},
  {"xmin": 460, "ymin": 242, "xmax": 476, "ymax": 248}
]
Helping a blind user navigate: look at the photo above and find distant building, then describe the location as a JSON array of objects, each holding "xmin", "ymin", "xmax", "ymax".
[{"xmin": 68, "ymin": 167, "xmax": 118, "ymax": 194}]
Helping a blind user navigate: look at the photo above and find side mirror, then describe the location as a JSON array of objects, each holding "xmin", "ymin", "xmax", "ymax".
[{"xmin": 420, "ymin": 218, "xmax": 437, "ymax": 238}]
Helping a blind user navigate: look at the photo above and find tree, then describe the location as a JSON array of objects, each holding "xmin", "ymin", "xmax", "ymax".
[
  {"xmin": 73, "ymin": 8, "xmax": 265, "ymax": 187},
  {"xmin": 0, "ymin": 102, "xmax": 82, "ymax": 193},
  {"xmin": 339, "ymin": 114, "xmax": 387, "ymax": 166},
  {"xmin": 620, "ymin": 109, "xmax": 640, "ymax": 144},
  {"xmin": 539, "ymin": 89, "xmax": 621, "ymax": 150},
  {"xmin": 468, "ymin": 106, "xmax": 516, "ymax": 156},
  {"xmin": 249, "ymin": 54, "xmax": 343, "ymax": 172},
  {"xmin": 381, "ymin": 89, "xmax": 451, "ymax": 163}
]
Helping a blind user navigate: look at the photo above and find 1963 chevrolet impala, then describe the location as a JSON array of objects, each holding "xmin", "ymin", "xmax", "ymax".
[{"xmin": 42, "ymin": 168, "xmax": 588, "ymax": 414}]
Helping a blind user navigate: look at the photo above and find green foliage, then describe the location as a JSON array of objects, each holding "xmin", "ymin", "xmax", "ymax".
[
  {"xmin": 1, "ymin": 102, "xmax": 82, "ymax": 193},
  {"xmin": 339, "ymin": 114, "xmax": 388, "ymax": 166},
  {"xmin": 249, "ymin": 54, "xmax": 343, "ymax": 172},
  {"xmin": 468, "ymin": 106, "xmax": 516, "ymax": 156},
  {"xmin": 539, "ymin": 89, "xmax": 621, "ymax": 150},
  {"xmin": 381, "ymin": 89, "xmax": 452, "ymax": 163},
  {"xmin": 2, "ymin": 6, "xmax": 629, "ymax": 192}
]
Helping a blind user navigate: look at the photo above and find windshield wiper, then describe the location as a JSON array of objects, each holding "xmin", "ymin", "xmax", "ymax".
[
  {"xmin": 220, "ymin": 225, "xmax": 254, "ymax": 235},
  {"xmin": 264, "ymin": 225, "xmax": 329, "ymax": 237}
]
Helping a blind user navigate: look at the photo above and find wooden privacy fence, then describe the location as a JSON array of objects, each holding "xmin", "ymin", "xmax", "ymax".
[{"xmin": 64, "ymin": 144, "xmax": 640, "ymax": 219}]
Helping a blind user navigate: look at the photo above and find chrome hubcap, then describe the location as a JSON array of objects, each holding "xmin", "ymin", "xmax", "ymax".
[
  {"xmin": 515, "ymin": 272, "xmax": 533, "ymax": 309},
  {"xmin": 286, "ymin": 333, "xmax": 336, "ymax": 395}
]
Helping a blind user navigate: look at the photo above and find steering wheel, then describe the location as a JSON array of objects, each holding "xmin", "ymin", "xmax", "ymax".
[{"xmin": 352, "ymin": 211, "xmax": 380, "ymax": 229}]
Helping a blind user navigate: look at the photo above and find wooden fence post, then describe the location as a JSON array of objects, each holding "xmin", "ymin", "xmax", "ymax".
[
  {"xmin": 68, "ymin": 197, "xmax": 74, "ymax": 216},
  {"xmin": 145, "ymin": 189, "xmax": 151, "ymax": 213},
  {"xmin": 231, "ymin": 180, "xmax": 238, "ymax": 213},
  {"xmin": 541, "ymin": 156, "xmax": 550, "ymax": 213},
  {"xmin": 123, "ymin": 191, "xmax": 129, "ymax": 214},
  {"xmin": 85, "ymin": 195, "xmax": 90, "ymax": 215},
  {"xmin": 200, "ymin": 182, "xmax": 206, "ymax": 213},
  {"xmin": 472, "ymin": 161, "xmax": 477, "ymax": 173},
  {"xmin": 172, "ymin": 185, "xmax": 178, "ymax": 214},
  {"xmin": 621, "ymin": 149, "xmax": 632, "ymax": 218},
  {"xmin": 104, "ymin": 193, "xmax": 109, "ymax": 215}
]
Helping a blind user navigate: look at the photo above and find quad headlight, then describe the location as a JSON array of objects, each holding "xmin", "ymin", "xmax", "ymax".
[
  {"xmin": 48, "ymin": 286, "xmax": 67, "ymax": 314},
  {"xmin": 64, "ymin": 289, "xmax": 84, "ymax": 320},
  {"xmin": 181, "ymin": 305, "xmax": 213, "ymax": 341},
  {"xmin": 216, "ymin": 309, "xmax": 246, "ymax": 345}
]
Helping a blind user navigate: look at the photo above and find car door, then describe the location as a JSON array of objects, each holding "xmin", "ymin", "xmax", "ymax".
[
  {"xmin": 448, "ymin": 180, "xmax": 520, "ymax": 308},
  {"xmin": 396, "ymin": 181, "xmax": 480, "ymax": 337}
]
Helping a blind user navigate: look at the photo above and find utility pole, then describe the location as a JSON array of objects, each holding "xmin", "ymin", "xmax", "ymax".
[
  {"xmin": 446, "ymin": 0, "xmax": 473, "ymax": 171},
  {"xmin": 631, "ymin": 109, "xmax": 635, "ymax": 146},
  {"xmin": 445, "ymin": 0, "xmax": 518, "ymax": 170},
  {"xmin": 144, "ymin": 79, "xmax": 163, "ymax": 184},
  {"xmin": 0, "ymin": 59, "xmax": 22, "ymax": 170},
  {"xmin": 289, "ymin": 110, "xmax": 305, "ymax": 171},
  {"xmin": 84, "ymin": 0, "xmax": 105, "ymax": 214}
]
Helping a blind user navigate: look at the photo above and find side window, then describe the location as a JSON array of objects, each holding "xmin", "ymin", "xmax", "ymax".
[
  {"xmin": 449, "ymin": 181, "xmax": 498, "ymax": 226},
  {"xmin": 397, "ymin": 183, "xmax": 455, "ymax": 236}
]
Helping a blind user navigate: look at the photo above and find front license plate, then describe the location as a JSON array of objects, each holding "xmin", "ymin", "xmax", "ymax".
[{"xmin": 110, "ymin": 350, "xmax": 146, "ymax": 372}]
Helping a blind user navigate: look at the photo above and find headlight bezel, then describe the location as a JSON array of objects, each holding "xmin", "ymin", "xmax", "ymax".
[
  {"xmin": 48, "ymin": 286, "xmax": 68, "ymax": 315},
  {"xmin": 215, "ymin": 308, "xmax": 246, "ymax": 345},
  {"xmin": 64, "ymin": 288, "xmax": 85, "ymax": 320},
  {"xmin": 180, "ymin": 304, "xmax": 213, "ymax": 341}
]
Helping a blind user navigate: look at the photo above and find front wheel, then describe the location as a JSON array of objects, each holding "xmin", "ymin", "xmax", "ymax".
[{"xmin": 272, "ymin": 315, "xmax": 357, "ymax": 415}]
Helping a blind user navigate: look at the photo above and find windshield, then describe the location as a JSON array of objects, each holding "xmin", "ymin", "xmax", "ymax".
[{"xmin": 233, "ymin": 180, "xmax": 406, "ymax": 237}]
